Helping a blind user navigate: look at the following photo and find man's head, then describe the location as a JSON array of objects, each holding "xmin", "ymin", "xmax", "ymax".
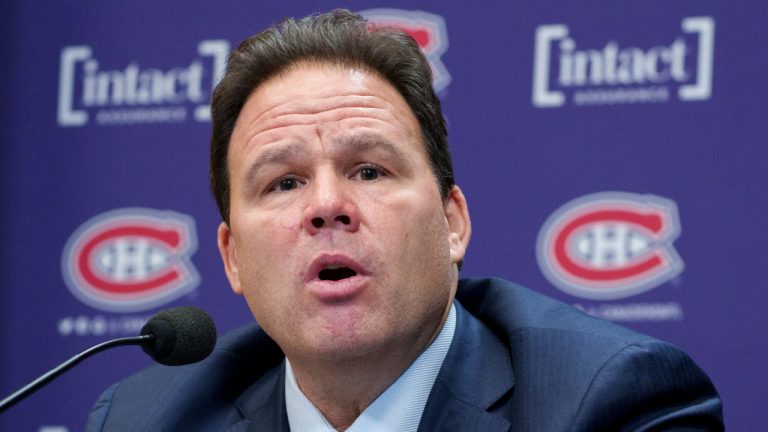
[
  {"xmin": 212, "ymin": 9, "xmax": 470, "ymax": 367},
  {"xmin": 210, "ymin": 9, "xmax": 453, "ymax": 224}
]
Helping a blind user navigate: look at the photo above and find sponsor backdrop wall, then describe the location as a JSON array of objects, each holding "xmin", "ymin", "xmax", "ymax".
[{"xmin": 2, "ymin": 1, "xmax": 765, "ymax": 429}]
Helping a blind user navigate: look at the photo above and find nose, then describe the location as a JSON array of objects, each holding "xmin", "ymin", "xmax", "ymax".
[{"xmin": 301, "ymin": 174, "xmax": 360, "ymax": 235}]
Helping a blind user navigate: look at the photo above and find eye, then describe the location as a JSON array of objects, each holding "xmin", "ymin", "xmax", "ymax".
[
  {"xmin": 352, "ymin": 165, "xmax": 385, "ymax": 181},
  {"xmin": 268, "ymin": 176, "xmax": 304, "ymax": 193}
]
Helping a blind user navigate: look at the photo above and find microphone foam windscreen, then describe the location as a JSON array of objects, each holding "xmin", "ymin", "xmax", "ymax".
[{"xmin": 140, "ymin": 306, "xmax": 217, "ymax": 366}]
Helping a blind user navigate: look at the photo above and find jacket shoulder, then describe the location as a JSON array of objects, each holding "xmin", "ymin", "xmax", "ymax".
[
  {"xmin": 455, "ymin": 277, "xmax": 722, "ymax": 430},
  {"xmin": 457, "ymin": 277, "xmax": 653, "ymax": 343},
  {"xmin": 86, "ymin": 323, "xmax": 284, "ymax": 432}
]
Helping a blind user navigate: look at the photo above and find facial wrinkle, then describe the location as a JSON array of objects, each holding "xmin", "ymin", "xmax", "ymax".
[{"xmin": 241, "ymin": 88, "xmax": 397, "ymax": 134}]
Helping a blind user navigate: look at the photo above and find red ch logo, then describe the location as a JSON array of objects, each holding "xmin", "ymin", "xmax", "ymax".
[
  {"xmin": 62, "ymin": 208, "xmax": 199, "ymax": 312},
  {"xmin": 537, "ymin": 193, "xmax": 684, "ymax": 300},
  {"xmin": 360, "ymin": 8, "xmax": 451, "ymax": 92}
]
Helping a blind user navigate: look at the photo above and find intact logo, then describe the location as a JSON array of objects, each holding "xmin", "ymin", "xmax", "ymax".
[
  {"xmin": 58, "ymin": 40, "xmax": 229, "ymax": 127},
  {"xmin": 536, "ymin": 193, "xmax": 683, "ymax": 300},
  {"xmin": 360, "ymin": 8, "xmax": 451, "ymax": 92},
  {"xmin": 62, "ymin": 208, "xmax": 200, "ymax": 312},
  {"xmin": 532, "ymin": 17, "xmax": 715, "ymax": 107}
]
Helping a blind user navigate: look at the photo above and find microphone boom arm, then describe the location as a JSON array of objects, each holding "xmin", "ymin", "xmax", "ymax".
[{"xmin": 0, "ymin": 334, "xmax": 152, "ymax": 414}]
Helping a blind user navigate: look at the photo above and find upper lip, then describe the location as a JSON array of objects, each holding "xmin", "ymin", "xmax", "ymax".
[{"xmin": 306, "ymin": 253, "xmax": 368, "ymax": 282}]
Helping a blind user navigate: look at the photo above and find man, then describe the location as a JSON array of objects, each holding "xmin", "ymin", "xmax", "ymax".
[{"xmin": 87, "ymin": 9, "xmax": 723, "ymax": 431}]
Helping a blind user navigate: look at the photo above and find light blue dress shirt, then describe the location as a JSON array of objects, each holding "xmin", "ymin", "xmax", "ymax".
[{"xmin": 285, "ymin": 303, "xmax": 457, "ymax": 432}]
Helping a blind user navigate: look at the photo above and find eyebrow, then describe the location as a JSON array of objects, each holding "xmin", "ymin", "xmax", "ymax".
[
  {"xmin": 245, "ymin": 142, "xmax": 306, "ymax": 184},
  {"xmin": 334, "ymin": 133, "xmax": 413, "ymax": 169},
  {"xmin": 245, "ymin": 132, "xmax": 415, "ymax": 184}
]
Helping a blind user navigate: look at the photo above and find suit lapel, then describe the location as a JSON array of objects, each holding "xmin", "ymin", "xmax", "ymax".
[
  {"xmin": 231, "ymin": 361, "xmax": 290, "ymax": 432},
  {"xmin": 419, "ymin": 302, "xmax": 514, "ymax": 432}
]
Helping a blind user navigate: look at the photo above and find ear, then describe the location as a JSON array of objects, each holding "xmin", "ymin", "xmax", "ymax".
[
  {"xmin": 217, "ymin": 222, "xmax": 243, "ymax": 295},
  {"xmin": 444, "ymin": 185, "xmax": 471, "ymax": 265}
]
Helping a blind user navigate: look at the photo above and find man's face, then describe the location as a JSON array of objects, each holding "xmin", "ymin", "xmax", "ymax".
[{"xmin": 218, "ymin": 62, "xmax": 470, "ymax": 363}]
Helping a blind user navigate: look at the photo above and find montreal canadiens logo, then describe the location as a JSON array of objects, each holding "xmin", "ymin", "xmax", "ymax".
[
  {"xmin": 536, "ymin": 192, "xmax": 684, "ymax": 300},
  {"xmin": 62, "ymin": 208, "xmax": 200, "ymax": 312},
  {"xmin": 360, "ymin": 8, "xmax": 451, "ymax": 91}
]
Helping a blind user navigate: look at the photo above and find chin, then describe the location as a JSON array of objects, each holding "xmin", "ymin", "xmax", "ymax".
[{"xmin": 303, "ymin": 331, "xmax": 394, "ymax": 361}]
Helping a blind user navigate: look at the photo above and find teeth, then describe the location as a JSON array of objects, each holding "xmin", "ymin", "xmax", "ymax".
[{"xmin": 325, "ymin": 265, "xmax": 344, "ymax": 270}]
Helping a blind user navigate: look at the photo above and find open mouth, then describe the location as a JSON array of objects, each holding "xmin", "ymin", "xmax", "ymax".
[{"xmin": 318, "ymin": 265, "xmax": 358, "ymax": 281}]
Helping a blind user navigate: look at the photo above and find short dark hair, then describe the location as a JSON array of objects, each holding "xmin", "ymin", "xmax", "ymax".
[{"xmin": 209, "ymin": 9, "xmax": 453, "ymax": 224}]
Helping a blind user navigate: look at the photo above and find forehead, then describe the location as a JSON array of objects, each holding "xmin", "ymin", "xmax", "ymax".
[{"xmin": 229, "ymin": 62, "xmax": 425, "ymax": 158}]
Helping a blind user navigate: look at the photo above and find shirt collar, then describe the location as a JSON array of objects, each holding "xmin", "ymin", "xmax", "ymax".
[{"xmin": 285, "ymin": 302, "xmax": 457, "ymax": 432}]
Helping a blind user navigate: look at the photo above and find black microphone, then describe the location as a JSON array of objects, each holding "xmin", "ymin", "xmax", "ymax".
[
  {"xmin": 0, "ymin": 306, "xmax": 217, "ymax": 414},
  {"xmin": 140, "ymin": 306, "xmax": 217, "ymax": 365}
]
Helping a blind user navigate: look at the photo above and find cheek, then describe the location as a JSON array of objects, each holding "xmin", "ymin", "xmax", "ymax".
[
  {"xmin": 234, "ymin": 214, "xmax": 303, "ymax": 288},
  {"xmin": 378, "ymin": 193, "xmax": 451, "ymax": 266},
  {"xmin": 240, "ymin": 209, "xmax": 302, "ymax": 249}
]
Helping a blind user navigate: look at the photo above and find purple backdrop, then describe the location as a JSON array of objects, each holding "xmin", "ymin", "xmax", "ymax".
[{"xmin": 2, "ymin": 1, "xmax": 766, "ymax": 430}]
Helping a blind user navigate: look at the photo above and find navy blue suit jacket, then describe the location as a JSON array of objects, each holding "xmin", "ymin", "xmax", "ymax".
[{"xmin": 86, "ymin": 278, "xmax": 723, "ymax": 431}]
